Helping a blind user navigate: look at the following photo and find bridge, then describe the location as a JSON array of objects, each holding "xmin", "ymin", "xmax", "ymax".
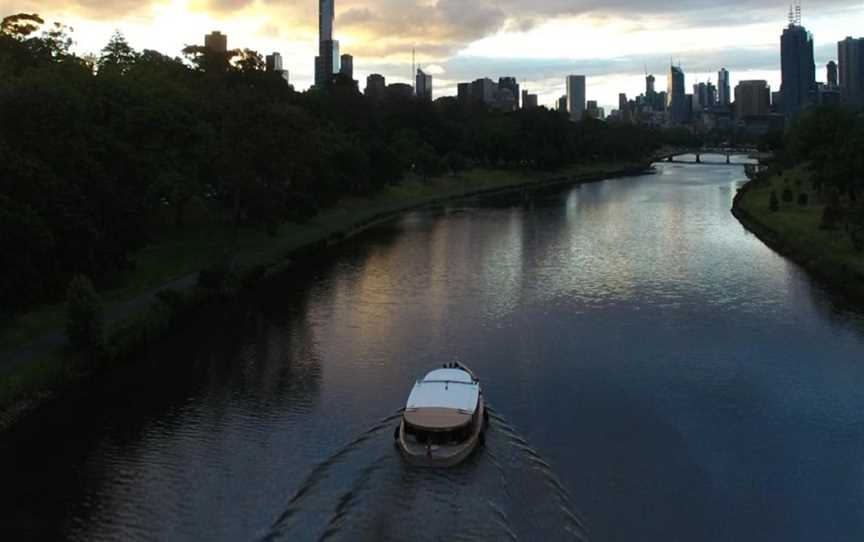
[{"xmin": 653, "ymin": 146, "xmax": 768, "ymax": 165}]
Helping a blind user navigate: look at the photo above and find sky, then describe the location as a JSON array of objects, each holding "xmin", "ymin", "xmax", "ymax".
[{"xmin": 2, "ymin": 0, "xmax": 862, "ymax": 110}]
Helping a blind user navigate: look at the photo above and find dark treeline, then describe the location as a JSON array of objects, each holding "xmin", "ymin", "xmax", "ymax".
[
  {"xmin": 769, "ymin": 105, "xmax": 864, "ymax": 243},
  {"xmin": 0, "ymin": 13, "xmax": 662, "ymax": 312}
]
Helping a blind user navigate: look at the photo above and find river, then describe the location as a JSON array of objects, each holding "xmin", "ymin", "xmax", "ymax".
[{"xmin": 3, "ymin": 156, "xmax": 864, "ymax": 541}]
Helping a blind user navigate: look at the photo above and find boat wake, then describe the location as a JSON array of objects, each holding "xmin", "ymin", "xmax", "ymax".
[{"xmin": 259, "ymin": 408, "xmax": 589, "ymax": 542}]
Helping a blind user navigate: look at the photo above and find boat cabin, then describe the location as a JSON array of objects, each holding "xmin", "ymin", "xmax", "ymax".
[{"xmin": 402, "ymin": 368, "xmax": 481, "ymax": 446}]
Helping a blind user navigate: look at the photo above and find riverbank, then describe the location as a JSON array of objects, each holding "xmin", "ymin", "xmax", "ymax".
[
  {"xmin": 732, "ymin": 171, "xmax": 864, "ymax": 303},
  {"xmin": 0, "ymin": 161, "xmax": 650, "ymax": 429}
]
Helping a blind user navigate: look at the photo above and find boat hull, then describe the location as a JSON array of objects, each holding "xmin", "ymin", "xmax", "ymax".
[{"xmin": 397, "ymin": 397, "xmax": 485, "ymax": 468}]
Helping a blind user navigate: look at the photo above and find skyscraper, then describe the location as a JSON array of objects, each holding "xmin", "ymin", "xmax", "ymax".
[
  {"xmin": 416, "ymin": 69, "xmax": 433, "ymax": 100},
  {"xmin": 667, "ymin": 65, "xmax": 687, "ymax": 123},
  {"xmin": 204, "ymin": 31, "xmax": 227, "ymax": 53},
  {"xmin": 340, "ymin": 54, "xmax": 353, "ymax": 79},
  {"xmin": 365, "ymin": 74, "xmax": 386, "ymax": 101},
  {"xmin": 838, "ymin": 37, "xmax": 864, "ymax": 107},
  {"xmin": 498, "ymin": 77, "xmax": 520, "ymax": 109},
  {"xmin": 619, "ymin": 93, "xmax": 631, "ymax": 122},
  {"xmin": 718, "ymin": 68, "xmax": 731, "ymax": 106},
  {"xmin": 566, "ymin": 75, "xmax": 586, "ymax": 121},
  {"xmin": 827, "ymin": 60, "xmax": 838, "ymax": 87},
  {"xmin": 266, "ymin": 52, "xmax": 290, "ymax": 84},
  {"xmin": 735, "ymin": 80, "xmax": 771, "ymax": 118},
  {"xmin": 315, "ymin": 0, "xmax": 340, "ymax": 88},
  {"xmin": 780, "ymin": 19, "xmax": 816, "ymax": 117},
  {"xmin": 646, "ymin": 74, "xmax": 656, "ymax": 95}
]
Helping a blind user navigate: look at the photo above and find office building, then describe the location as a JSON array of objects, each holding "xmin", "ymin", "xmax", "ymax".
[
  {"xmin": 566, "ymin": 75, "xmax": 586, "ymax": 121},
  {"xmin": 827, "ymin": 60, "xmax": 838, "ymax": 87},
  {"xmin": 838, "ymin": 37, "xmax": 864, "ymax": 107},
  {"xmin": 735, "ymin": 80, "xmax": 771, "ymax": 118},
  {"xmin": 718, "ymin": 68, "xmax": 731, "ymax": 106},
  {"xmin": 471, "ymin": 78, "xmax": 497, "ymax": 104},
  {"xmin": 265, "ymin": 52, "xmax": 290, "ymax": 84},
  {"xmin": 386, "ymin": 83, "xmax": 414, "ymax": 100},
  {"xmin": 557, "ymin": 95, "xmax": 567, "ymax": 112},
  {"xmin": 667, "ymin": 65, "xmax": 687, "ymax": 123},
  {"xmin": 618, "ymin": 93, "xmax": 631, "ymax": 122},
  {"xmin": 522, "ymin": 90, "xmax": 539, "ymax": 109},
  {"xmin": 365, "ymin": 74, "xmax": 385, "ymax": 101},
  {"xmin": 315, "ymin": 0, "xmax": 340, "ymax": 88},
  {"xmin": 416, "ymin": 69, "xmax": 433, "ymax": 100},
  {"xmin": 204, "ymin": 31, "xmax": 227, "ymax": 53},
  {"xmin": 498, "ymin": 77, "xmax": 520, "ymax": 109},
  {"xmin": 457, "ymin": 83, "xmax": 471, "ymax": 103},
  {"xmin": 339, "ymin": 54, "xmax": 353, "ymax": 79},
  {"xmin": 646, "ymin": 74, "xmax": 656, "ymax": 95},
  {"xmin": 587, "ymin": 101, "xmax": 604, "ymax": 120},
  {"xmin": 780, "ymin": 20, "xmax": 816, "ymax": 117}
]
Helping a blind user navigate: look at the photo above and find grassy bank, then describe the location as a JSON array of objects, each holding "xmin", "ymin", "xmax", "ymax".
[
  {"xmin": 0, "ymin": 162, "xmax": 648, "ymax": 424},
  {"xmin": 732, "ymin": 169, "xmax": 864, "ymax": 300}
]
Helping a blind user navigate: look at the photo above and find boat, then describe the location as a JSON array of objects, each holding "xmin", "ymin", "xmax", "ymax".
[{"xmin": 396, "ymin": 362, "xmax": 487, "ymax": 467}]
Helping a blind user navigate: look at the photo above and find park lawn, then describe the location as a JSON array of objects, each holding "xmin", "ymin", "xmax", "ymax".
[
  {"xmin": 0, "ymin": 163, "xmax": 640, "ymax": 351},
  {"xmin": 739, "ymin": 169, "xmax": 864, "ymax": 278}
]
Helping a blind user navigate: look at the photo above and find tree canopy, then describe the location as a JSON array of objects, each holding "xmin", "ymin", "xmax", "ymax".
[{"xmin": 0, "ymin": 12, "xmax": 663, "ymax": 312}]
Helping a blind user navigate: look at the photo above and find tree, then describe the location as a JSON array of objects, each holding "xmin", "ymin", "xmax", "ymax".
[
  {"xmin": 0, "ymin": 13, "xmax": 43, "ymax": 38},
  {"xmin": 233, "ymin": 48, "xmax": 264, "ymax": 74},
  {"xmin": 769, "ymin": 190, "xmax": 779, "ymax": 212},
  {"xmin": 98, "ymin": 30, "xmax": 137, "ymax": 75},
  {"xmin": 65, "ymin": 275, "xmax": 104, "ymax": 358}
]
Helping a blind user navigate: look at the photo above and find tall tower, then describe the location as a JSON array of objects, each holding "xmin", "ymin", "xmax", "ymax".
[
  {"xmin": 204, "ymin": 31, "xmax": 227, "ymax": 53},
  {"xmin": 566, "ymin": 75, "xmax": 586, "ymax": 121},
  {"xmin": 838, "ymin": 37, "xmax": 864, "ymax": 107},
  {"xmin": 780, "ymin": 2, "xmax": 816, "ymax": 117},
  {"xmin": 667, "ymin": 64, "xmax": 686, "ymax": 123},
  {"xmin": 718, "ymin": 68, "xmax": 731, "ymax": 106},
  {"xmin": 315, "ymin": 0, "xmax": 340, "ymax": 88}
]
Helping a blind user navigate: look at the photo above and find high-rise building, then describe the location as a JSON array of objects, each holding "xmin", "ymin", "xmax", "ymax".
[
  {"xmin": 365, "ymin": 74, "xmax": 386, "ymax": 100},
  {"xmin": 416, "ymin": 69, "xmax": 433, "ymax": 100},
  {"xmin": 521, "ymin": 90, "xmax": 539, "ymax": 109},
  {"xmin": 266, "ymin": 53, "xmax": 290, "ymax": 84},
  {"xmin": 339, "ymin": 54, "xmax": 353, "ymax": 79},
  {"xmin": 315, "ymin": 0, "xmax": 340, "ymax": 88},
  {"xmin": 735, "ymin": 80, "xmax": 771, "ymax": 118},
  {"xmin": 827, "ymin": 61, "xmax": 838, "ymax": 87},
  {"xmin": 587, "ymin": 100, "xmax": 604, "ymax": 120},
  {"xmin": 457, "ymin": 83, "xmax": 471, "ymax": 103},
  {"xmin": 498, "ymin": 77, "xmax": 520, "ymax": 109},
  {"xmin": 204, "ymin": 31, "xmax": 227, "ymax": 53},
  {"xmin": 472, "ymin": 78, "xmax": 497, "ymax": 104},
  {"xmin": 780, "ymin": 20, "xmax": 816, "ymax": 117},
  {"xmin": 566, "ymin": 75, "xmax": 586, "ymax": 121},
  {"xmin": 667, "ymin": 65, "xmax": 687, "ymax": 123},
  {"xmin": 618, "ymin": 93, "xmax": 631, "ymax": 122},
  {"xmin": 646, "ymin": 74, "xmax": 656, "ymax": 95},
  {"xmin": 557, "ymin": 95, "xmax": 567, "ymax": 112},
  {"xmin": 718, "ymin": 68, "xmax": 731, "ymax": 106},
  {"xmin": 838, "ymin": 37, "xmax": 864, "ymax": 107},
  {"xmin": 266, "ymin": 52, "xmax": 282, "ymax": 72}
]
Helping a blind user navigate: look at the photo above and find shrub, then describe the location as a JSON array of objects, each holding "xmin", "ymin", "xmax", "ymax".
[
  {"xmin": 769, "ymin": 190, "xmax": 779, "ymax": 212},
  {"xmin": 821, "ymin": 204, "xmax": 843, "ymax": 230},
  {"xmin": 65, "ymin": 275, "xmax": 104, "ymax": 358},
  {"xmin": 797, "ymin": 193, "xmax": 809, "ymax": 207}
]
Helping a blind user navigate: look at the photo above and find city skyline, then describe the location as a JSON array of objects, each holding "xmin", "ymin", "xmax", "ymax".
[{"xmin": 6, "ymin": 0, "xmax": 863, "ymax": 108}]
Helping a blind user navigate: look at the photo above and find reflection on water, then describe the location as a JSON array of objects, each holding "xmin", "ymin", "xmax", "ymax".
[{"xmin": 3, "ymin": 156, "xmax": 864, "ymax": 541}]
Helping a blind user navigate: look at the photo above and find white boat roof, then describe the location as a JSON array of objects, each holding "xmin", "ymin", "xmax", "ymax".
[{"xmin": 405, "ymin": 368, "xmax": 480, "ymax": 415}]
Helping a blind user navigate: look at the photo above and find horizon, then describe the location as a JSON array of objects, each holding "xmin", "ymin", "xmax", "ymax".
[{"xmin": 2, "ymin": 1, "xmax": 862, "ymax": 108}]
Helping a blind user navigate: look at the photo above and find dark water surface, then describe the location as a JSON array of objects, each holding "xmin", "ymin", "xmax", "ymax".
[{"xmin": 4, "ymin": 157, "xmax": 864, "ymax": 541}]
